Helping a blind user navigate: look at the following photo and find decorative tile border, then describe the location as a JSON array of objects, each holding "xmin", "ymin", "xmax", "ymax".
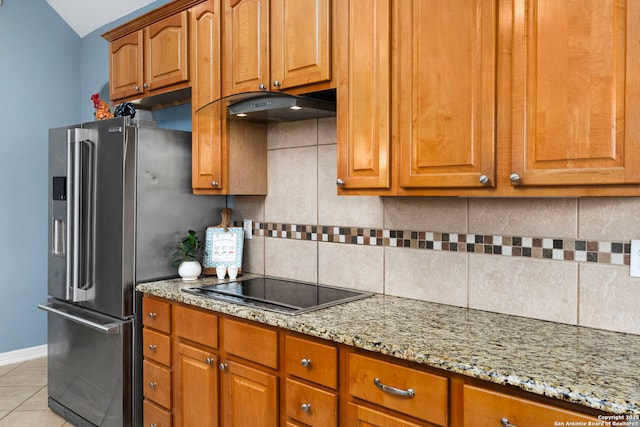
[{"xmin": 239, "ymin": 222, "xmax": 632, "ymax": 266}]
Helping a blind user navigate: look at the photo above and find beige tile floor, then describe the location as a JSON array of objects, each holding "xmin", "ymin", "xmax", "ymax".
[{"xmin": 0, "ymin": 357, "xmax": 71, "ymax": 426}]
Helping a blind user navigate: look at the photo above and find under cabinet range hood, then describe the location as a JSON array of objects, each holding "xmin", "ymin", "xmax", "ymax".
[{"xmin": 196, "ymin": 89, "xmax": 336, "ymax": 123}]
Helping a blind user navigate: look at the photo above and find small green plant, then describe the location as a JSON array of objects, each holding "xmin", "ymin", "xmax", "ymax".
[{"xmin": 172, "ymin": 230, "xmax": 202, "ymax": 266}]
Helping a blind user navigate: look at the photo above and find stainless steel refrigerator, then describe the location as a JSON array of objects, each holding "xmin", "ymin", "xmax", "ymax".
[{"xmin": 38, "ymin": 117, "xmax": 224, "ymax": 426}]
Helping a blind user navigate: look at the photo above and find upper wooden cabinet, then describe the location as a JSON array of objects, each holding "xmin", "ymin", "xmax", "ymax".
[
  {"xmin": 396, "ymin": 0, "xmax": 497, "ymax": 189},
  {"xmin": 108, "ymin": 31, "xmax": 145, "ymax": 101},
  {"xmin": 102, "ymin": 0, "xmax": 202, "ymax": 104},
  {"xmin": 335, "ymin": 0, "xmax": 392, "ymax": 190},
  {"xmin": 108, "ymin": 12, "xmax": 189, "ymax": 101},
  {"xmin": 337, "ymin": 0, "xmax": 497, "ymax": 193},
  {"xmin": 190, "ymin": 0, "xmax": 268, "ymax": 195},
  {"xmin": 222, "ymin": 0, "xmax": 332, "ymax": 95},
  {"xmin": 337, "ymin": 0, "xmax": 640, "ymax": 197},
  {"xmin": 511, "ymin": 0, "xmax": 640, "ymax": 187}
]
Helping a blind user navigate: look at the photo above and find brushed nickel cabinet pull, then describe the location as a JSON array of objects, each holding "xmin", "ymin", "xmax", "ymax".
[{"xmin": 373, "ymin": 377, "xmax": 415, "ymax": 398}]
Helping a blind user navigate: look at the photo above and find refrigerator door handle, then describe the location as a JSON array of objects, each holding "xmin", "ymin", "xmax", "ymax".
[
  {"xmin": 66, "ymin": 129, "xmax": 94, "ymax": 302},
  {"xmin": 38, "ymin": 303, "xmax": 121, "ymax": 334}
]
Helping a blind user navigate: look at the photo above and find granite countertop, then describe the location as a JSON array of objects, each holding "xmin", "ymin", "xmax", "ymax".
[{"xmin": 137, "ymin": 276, "xmax": 640, "ymax": 415}]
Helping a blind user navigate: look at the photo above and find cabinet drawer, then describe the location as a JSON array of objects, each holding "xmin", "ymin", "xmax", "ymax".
[
  {"xmin": 142, "ymin": 297, "xmax": 171, "ymax": 333},
  {"xmin": 143, "ymin": 399, "xmax": 172, "ymax": 427},
  {"xmin": 174, "ymin": 304, "xmax": 218, "ymax": 348},
  {"xmin": 223, "ymin": 318, "xmax": 278, "ymax": 369},
  {"xmin": 285, "ymin": 335, "xmax": 337, "ymax": 388},
  {"xmin": 346, "ymin": 403, "xmax": 424, "ymax": 427},
  {"xmin": 143, "ymin": 360, "xmax": 171, "ymax": 409},
  {"xmin": 463, "ymin": 385, "xmax": 599, "ymax": 426},
  {"xmin": 348, "ymin": 352, "xmax": 448, "ymax": 426},
  {"xmin": 143, "ymin": 328, "xmax": 171, "ymax": 366},
  {"xmin": 286, "ymin": 378, "xmax": 337, "ymax": 427}
]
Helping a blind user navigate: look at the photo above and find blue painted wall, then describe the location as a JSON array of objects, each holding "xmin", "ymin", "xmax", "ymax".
[{"xmin": 0, "ymin": 0, "xmax": 192, "ymax": 354}]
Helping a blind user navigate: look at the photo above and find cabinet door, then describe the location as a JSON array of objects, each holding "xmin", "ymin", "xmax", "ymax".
[
  {"xmin": 511, "ymin": 0, "xmax": 640, "ymax": 186},
  {"xmin": 221, "ymin": 360, "xmax": 278, "ymax": 427},
  {"xmin": 191, "ymin": 0, "xmax": 226, "ymax": 192},
  {"xmin": 345, "ymin": 403, "xmax": 424, "ymax": 427},
  {"xmin": 175, "ymin": 343, "xmax": 219, "ymax": 427},
  {"xmin": 336, "ymin": 0, "xmax": 392, "ymax": 190},
  {"xmin": 270, "ymin": 0, "xmax": 331, "ymax": 90},
  {"xmin": 396, "ymin": 0, "xmax": 496, "ymax": 189},
  {"xmin": 223, "ymin": 0, "xmax": 270, "ymax": 95},
  {"xmin": 145, "ymin": 11, "xmax": 189, "ymax": 92},
  {"xmin": 109, "ymin": 31, "xmax": 144, "ymax": 101}
]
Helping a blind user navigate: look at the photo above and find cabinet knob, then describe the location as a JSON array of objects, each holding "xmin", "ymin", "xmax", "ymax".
[
  {"xmin": 135, "ymin": 86, "xmax": 141, "ymax": 91},
  {"xmin": 148, "ymin": 344, "xmax": 157, "ymax": 352},
  {"xmin": 501, "ymin": 418, "xmax": 518, "ymax": 427},
  {"xmin": 211, "ymin": 180, "xmax": 219, "ymax": 188},
  {"xmin": 143, "ymin": 83, "xmax": 149, "ymax": 89},
  {"xmin": 259, "ymin": 83, "xmax": 267, "ymax": 91},
  {"xmin": 336, "ymin": 178, "xmax": 345, "ymax": 187},
  {"xmin": 148, "ymin": 381, "xmax": 157, "ymax": 390},
  {"xmin": 479, "ymin": 174, "xmax": 490, "ymax": 185},
  {"xmin": 147, "ymin": 312, "xmax": 157, "ymax": 319},
  {"xmin": 509, "ymin": 173, "xmax": 521, "ymax": 184},
  {"xmin": 219, "ymin": 362, "xmax": 228, "ymax": 371},
  {"xmin": 301, "ymin": 403, "xmax": 312, "ymax": 413},
  {"xmin": 150, "ymin": 424, "xmax": 158, "ymax": 427},
  {"xmin": 205, "ymin": 357, "xmax": 214, "ymax": 365},
  {"xmin": 300, "ymin": 358, "xmax": 311, "ymax": 368},
  {"xmin": 272, "ymin": 79, "xmax": 281, "ymax": 88}
]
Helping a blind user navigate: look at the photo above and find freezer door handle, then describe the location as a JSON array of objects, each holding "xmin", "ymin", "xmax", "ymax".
[{"xmin": 38, "ymin": 303, "xmax": 121, "ymax": 334}]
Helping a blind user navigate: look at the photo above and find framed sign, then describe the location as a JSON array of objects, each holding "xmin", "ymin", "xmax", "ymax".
[{"xmin": 203, "ymin": 226, "xmax": 244, "ymax": 274}]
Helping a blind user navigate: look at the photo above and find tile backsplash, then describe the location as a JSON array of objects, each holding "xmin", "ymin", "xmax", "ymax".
[{"xmin": 232, "ymin": 118, "xmax": 640, "ymax": 335}]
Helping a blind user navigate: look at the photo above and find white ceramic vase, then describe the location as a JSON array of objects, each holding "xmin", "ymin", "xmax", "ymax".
[{"xmin": 178, "ymin": 260, "xmax": 202, "ymax": 281}]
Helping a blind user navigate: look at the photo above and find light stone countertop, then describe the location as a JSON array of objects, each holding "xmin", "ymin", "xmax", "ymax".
[{"xmin": 137, "ymin": 276, "xmax": 640, "ymax": 415}]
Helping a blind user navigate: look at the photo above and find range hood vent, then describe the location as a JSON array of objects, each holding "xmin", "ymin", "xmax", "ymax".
[{"xmin": 196, "ymin": 89, "xmax": 336, "ymax": 123}]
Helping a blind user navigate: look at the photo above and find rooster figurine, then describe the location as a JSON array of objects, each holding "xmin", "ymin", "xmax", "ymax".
[{"xmin": 91, "ymin": 93, "xmax": 114, "ymax": 120}]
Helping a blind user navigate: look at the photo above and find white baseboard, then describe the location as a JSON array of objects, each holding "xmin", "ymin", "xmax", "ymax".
[{"xmin": 0, "ymin": 345, "xmax": 47, "ymax": 366}]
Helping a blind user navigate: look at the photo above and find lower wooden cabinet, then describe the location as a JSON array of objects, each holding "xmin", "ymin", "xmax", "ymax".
[
  {"xmin": 143, "ymin": 399, "xmax": 172, "ymax": 427},
  {"xmin": 141, "ymin": 295, "xmax": 609, "ymax": 427},
  {"xmin": 285, "ymin": 378, "xmax": 337, "ymax": 427},
  {"xmin": 462, "ymin": 385, "xmax": 599, "ymax": 427},
  {"xmin": 348, "ymin": 351, "xmax": 448, "ymax": 426},
  {"xmin": 346, "ymin": 403, "xmax": 424, "ymax": 427},
  {"xmin": 141, "ymin": 297, "xmax": 173, "ymax": 426},
  {"xmin": 175, "ymin": 342, "xmax": 218, "ymax": 427},
  {"xmin": 143, "ymin": 359, "xmax": 172, "ymax": 409},
  {"xmin": 220, "ymin": 360, "xmax": 278, "ymax": 427}
]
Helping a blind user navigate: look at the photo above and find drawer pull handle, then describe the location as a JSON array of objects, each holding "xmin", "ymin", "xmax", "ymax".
[
  {"xmin": 148, "ymin": 381, "xmax": 157, "ymax": 390},
  {"xmin": 148, "ymin": 344, "xmax": 157, "ymax": 351},
  {"xmin": 147, "ymin": 312, "xmax": 157, "ymax": 319},
  {"xmin": 373, "ymin": 377, "xmax": 415, "ymax": 398},
  {"xmin": 300, "ymin": 358, "xmax": 312, "ymax": 368},
  {"xmin": 501, "ymin": 418, "xmax": 517, "ymax": 427},
  {"xmin": 301, "ymin": 403, "xmax": 312, "ymax": 413}
]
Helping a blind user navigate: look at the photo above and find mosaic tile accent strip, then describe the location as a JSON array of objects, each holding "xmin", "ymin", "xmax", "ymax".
[{"xmin": 238, "ymin": 222, "xmax": 632, "ymax": 266}]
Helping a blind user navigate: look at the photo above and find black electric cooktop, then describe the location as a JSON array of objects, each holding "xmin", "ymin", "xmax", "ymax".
[{"xmin": 183, "ymin": 277, "xmax": 373, "ymax": 315}]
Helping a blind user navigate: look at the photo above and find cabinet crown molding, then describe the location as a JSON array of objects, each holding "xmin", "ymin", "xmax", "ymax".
[{"xmin": 101, "ymin": 0, "xmax": 206, "ymax": 41}]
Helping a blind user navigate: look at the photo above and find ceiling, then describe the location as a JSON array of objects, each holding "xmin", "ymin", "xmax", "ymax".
[{"xmin": 45, "ymin": 0, "xmax": 157, "ymax": 37}]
